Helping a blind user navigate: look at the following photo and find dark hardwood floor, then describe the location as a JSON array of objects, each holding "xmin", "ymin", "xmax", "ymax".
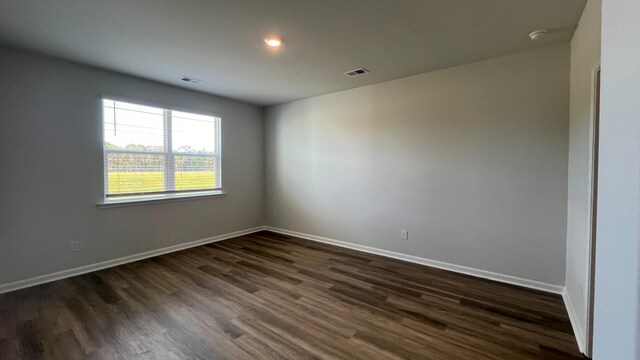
[{"xmin": 0, "ymin": 231, "xmax": 585, "ymax": 359}]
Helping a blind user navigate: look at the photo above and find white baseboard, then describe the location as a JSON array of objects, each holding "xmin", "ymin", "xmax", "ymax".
[
  {"xmin": 0, "ymin": 226, "xmax": 266, "ymax": 294},
  {"xmin": 562, "ymin": 288, "xmax": 587, "ymax": 354},
  {"xmin": 265, "ymin": 226, "xmax": 565, "ymax": 295},
  {"xmin": 2, "ymin": 224, "xmax": 582, "ymax": 353}
]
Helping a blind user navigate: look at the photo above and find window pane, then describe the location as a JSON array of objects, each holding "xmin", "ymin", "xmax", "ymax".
[
  {"xmin": 103, "ymin": 99, "xmax": 164, "ymax": 152},
  {"xmin": 106, "ymin": 152, "xmax": 164, "ymax": 195},
  {"xmin": 175, "ymin": 155, "xmax": 216, "ymax": 190},
  {"xmin": 172, "ymin": 110, "xmax": 219, "ymax": 154},
  {"xmin": 102, "ymin": 98, "xmax": 222, "ymax": 198}
]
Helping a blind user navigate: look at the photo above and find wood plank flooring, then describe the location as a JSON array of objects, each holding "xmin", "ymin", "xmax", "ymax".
[{"xmin": 0, "ymin": 231, "xmax": 585, "ymax": 359}]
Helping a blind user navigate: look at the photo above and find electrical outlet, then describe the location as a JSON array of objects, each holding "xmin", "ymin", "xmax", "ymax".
[
  {"xmin": 69, "ymin": 241, "xmax": 79, "ymax": 252},
  {"xmin": 401, "ymin": 230, "xmax": 409, "ymax": 240}
]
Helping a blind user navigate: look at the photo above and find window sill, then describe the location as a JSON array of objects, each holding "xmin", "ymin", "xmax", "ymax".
[{"xmin": 97, "ymin": 190, "xmax": 226, "ymax": 208}]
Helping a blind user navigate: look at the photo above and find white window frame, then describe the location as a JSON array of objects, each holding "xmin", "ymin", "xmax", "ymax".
[{"xmin": 98, "ymin": 97, "xmax": 224, "ymax": 207}]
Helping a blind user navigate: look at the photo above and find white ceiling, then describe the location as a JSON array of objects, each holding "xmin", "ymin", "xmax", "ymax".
[{"xmin": 0, "ymin": 0, "xmax": 586, "ymax": 106}]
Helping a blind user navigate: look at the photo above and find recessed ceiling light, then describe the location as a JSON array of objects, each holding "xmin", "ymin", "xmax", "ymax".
[
  {"xmin": 528, "ymin": 30, "xmax": 547, "ymax": 41},
  {"xmin": 264, "ymin": 36, "xmax": 282, "ymax": 48}
]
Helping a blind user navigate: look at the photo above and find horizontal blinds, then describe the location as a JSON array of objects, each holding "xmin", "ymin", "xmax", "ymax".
[{"xmin": 103, "ymin": 99, "xmax": 221, "ymax": 197}]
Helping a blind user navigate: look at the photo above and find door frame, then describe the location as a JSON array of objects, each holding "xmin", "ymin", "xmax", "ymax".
[{"xmin": 585, "ymin": 66, "xmax": 601, "ymax": 357}]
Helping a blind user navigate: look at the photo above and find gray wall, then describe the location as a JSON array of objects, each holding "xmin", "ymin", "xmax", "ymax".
[
  {"xmin": 593, "ymin": 0, "xmax": 640, "ymax": 358},
  {"xmin": 265, "ymin": 44, "xmax": 570, "ymax": 286},
  {"xmin": 565, "ymin": 0, "xmax": 601, "ymax": 349},
  {"xmin": 0, "ymin": 46, "xmax": 264, "ymax": 286}
]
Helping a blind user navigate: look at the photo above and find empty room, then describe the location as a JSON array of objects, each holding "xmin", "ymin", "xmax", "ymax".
[{"xmin": 0, "ymin": 0, "xmax": 638, "ymax": 359}]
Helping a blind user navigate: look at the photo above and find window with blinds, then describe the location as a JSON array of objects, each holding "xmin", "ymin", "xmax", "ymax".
[{"xmin": 102, "ymin": 99, "xmax": 221, "ymax": 199}]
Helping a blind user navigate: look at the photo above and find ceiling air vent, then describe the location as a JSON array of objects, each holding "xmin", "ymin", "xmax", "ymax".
[
  {"xmin": 344, "ymin": 67, "xmax": 370, "ymax": 77},
  {"xmin": 180, "ymin": 76, "xmax": 203, "ymax": 84}
]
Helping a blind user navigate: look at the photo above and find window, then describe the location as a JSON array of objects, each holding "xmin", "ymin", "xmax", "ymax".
[{"xmin": 102, "ymin": 98, "xmax": 221, "ymax": 202}]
